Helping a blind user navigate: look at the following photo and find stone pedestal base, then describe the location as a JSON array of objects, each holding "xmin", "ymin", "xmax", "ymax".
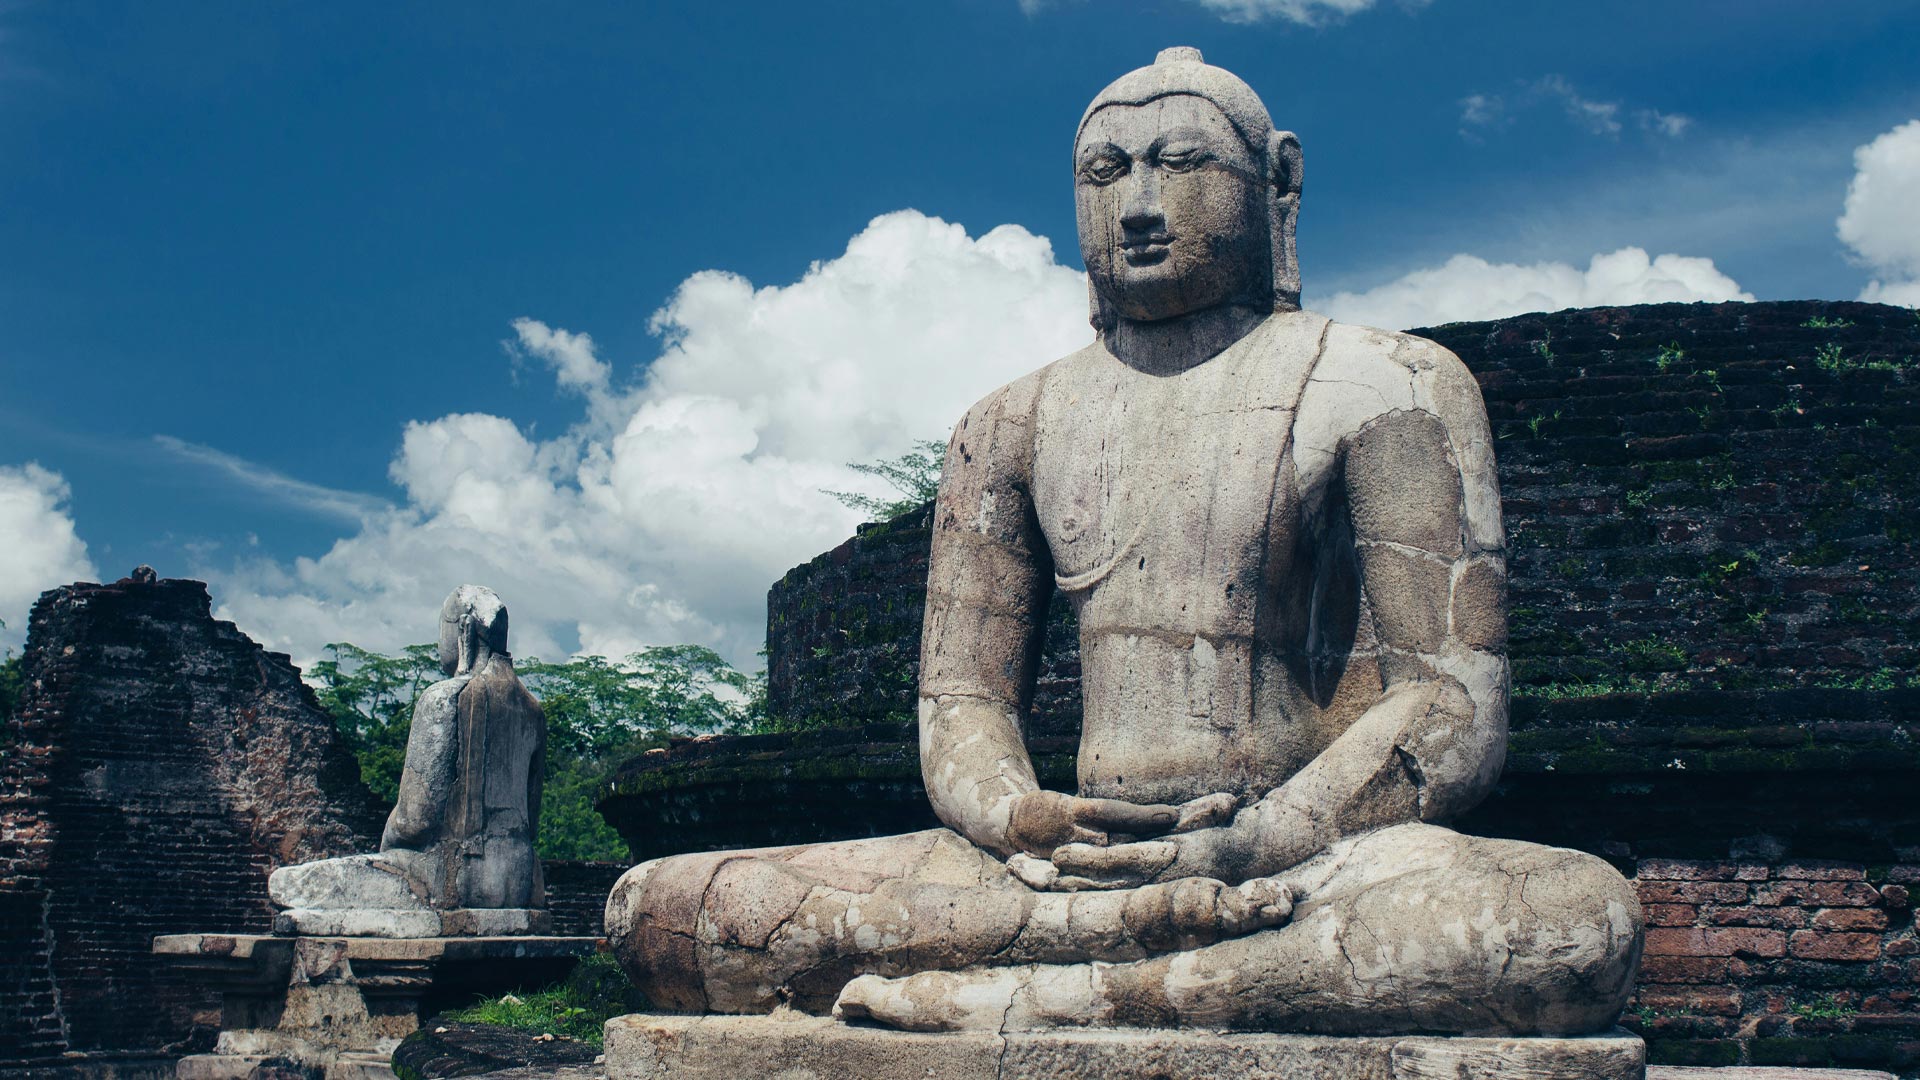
[
  {"xmin": 271, "ymin": 908, "xmax": 550, "ymax": 938},
  {"xmin": 603, "ymin": 1012, "xmax": 1647, "ymax": 1080},
  {"xmin": 153, "ymin": 933, "xmax": 599, "ymax": 1080}
]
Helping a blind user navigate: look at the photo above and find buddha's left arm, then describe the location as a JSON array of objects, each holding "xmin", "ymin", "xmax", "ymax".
[{"xmin": 1221, "ymin": 349, "xmax": 1509, "ymax": 879}]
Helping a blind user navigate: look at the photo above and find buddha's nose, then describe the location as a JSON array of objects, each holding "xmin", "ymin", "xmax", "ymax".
[{"xmin": 1119, "ymin": 169, "xmax": 1164, "ymax": 233}]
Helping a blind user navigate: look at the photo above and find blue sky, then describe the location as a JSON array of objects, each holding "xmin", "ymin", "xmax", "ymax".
[{"xmin": 2, "ymin": 0, "xmax": 1917, "ymax": 664}]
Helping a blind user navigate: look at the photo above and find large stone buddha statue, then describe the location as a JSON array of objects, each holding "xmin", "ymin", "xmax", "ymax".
[{"xmin": 606, "ymin": 47, "xmax": 1641, "ymax": 1039}]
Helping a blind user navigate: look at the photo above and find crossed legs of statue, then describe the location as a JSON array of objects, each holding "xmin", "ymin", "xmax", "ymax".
[{"xmin": 607, "ymin": 824, "xmax": 1640, "ymax": 1035}]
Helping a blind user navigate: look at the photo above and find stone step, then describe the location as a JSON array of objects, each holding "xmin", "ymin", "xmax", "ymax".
[{"xmin": 602, "ymin": 1013, "xmax": 1646, "ymax": 1079}]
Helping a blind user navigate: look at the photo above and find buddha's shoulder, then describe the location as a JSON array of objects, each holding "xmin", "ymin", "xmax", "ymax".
[
  {"xmin": 1313, "ymin": 316, "xmax": 1470, "ymax": 382},
  {"xmin": 1294, "ymin": 315, "xmax": 1490, "ymax": 450},
  {"xmin": 958, "ymin": 339, "xmax": 1106, "ymax": 424}
]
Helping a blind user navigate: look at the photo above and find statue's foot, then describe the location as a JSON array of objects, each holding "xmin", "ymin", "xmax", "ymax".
[
  {"xmin": 1213, "ymin": 876, "xmax": 1295, "ymax": 936},
  {"xmin": 834, "ymin": 965, "xmax": 1105, "ymax": 1032},
  {"xmin": 1123, "ymin": 874, "xmax": 1294, "ymax": 950}
]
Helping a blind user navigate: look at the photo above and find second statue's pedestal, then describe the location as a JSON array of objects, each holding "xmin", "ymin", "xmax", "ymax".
[
  {"xmin": 604, "ymin": 1012, "xmax": 1647, "ymax": 1080},
  {"xmin": 154, "ymin": 933, "xmax": 599, "ymax": 1080}
]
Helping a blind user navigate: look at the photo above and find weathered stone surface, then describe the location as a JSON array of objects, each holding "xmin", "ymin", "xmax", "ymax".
[
  {"xmin": 267, "ymin": 587, "xmax": 546, "ymax": 935},
  {"xmin": 270, "ymin": 908, "xmax": 549, "ymax": 938},
  {"xmin": 607, "ymin": 46, "xmax": 1639, "ymax": 1041},
  {"xmin": 603, "ymin": 1013, "xmax": 1646, "ymax": 1080},
  {"xmin": 173, "ymin": 1054, "xmax": 323, "ymax": 1080},
  {"xmin": 390, "ymin": 1017, "xmax": 598, "ymax": 1079}
]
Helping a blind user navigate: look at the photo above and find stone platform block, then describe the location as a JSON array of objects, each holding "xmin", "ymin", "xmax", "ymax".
[
  {"xmin": 271, "ymin": 907, "xmax": 551, "ymax": 938},
  {"xmin": 603, "ymin": 1012, "xmax": 1646, "ymax": 1080}
]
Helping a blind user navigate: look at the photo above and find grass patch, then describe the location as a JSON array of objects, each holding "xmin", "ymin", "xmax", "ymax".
[
  {"xmin": 442, "ymin": 954, "xmax": 645, "ymax": 1048},
  {"xmin": 1792, "ymin": 993, "xmax": 1860, "ymax": 1020},
  {"xmin": 1515, "ymin": 674, "xmax": 1661, "ymax": 701}
]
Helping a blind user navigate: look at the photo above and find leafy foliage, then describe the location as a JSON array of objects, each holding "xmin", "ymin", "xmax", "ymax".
[
  {"xmin": 0, "ymin": 617, "xmax": 20, "ymax": 722},
  {"xmin": 518, "ymin": 645, "xmax": 751, "ymax": 756},
  {"xmin": 310, "ymin": 641, "xmax": 763, "ymax": 862},
  {"xmin": 1, "ymin": 652, "xmax": 20, "ymax": 722},
  {"xmin": 822, "ymin": 438, "xmax": 945, "ymax": 522},
  {"xmin": 309, "ymin": 642, "xmax": 441, "ymax": 803}
]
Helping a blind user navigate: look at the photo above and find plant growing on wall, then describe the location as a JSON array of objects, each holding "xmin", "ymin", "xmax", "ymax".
[{"xmin": 822, "ymin": 438, "xmax": 946, "ymax": 522}]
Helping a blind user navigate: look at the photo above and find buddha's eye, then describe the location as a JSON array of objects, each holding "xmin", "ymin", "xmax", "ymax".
[
  {"xmin": 1158, "ymin": 147, "xmax": 1208, "ymax": 173},
  {"xmin": 1079, "ymin": 154, "xmax": 1129, "ymax": 185}
]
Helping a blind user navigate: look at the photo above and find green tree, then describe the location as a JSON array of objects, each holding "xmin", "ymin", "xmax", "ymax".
[
  {"xmin": 822, "ymin": 438, "xmax": 945, "ymax": 522},
  {"xmin": 519, "ymin": 644, "xmax": 756, "ymax": 861},
  {"xmin": 1, "ymin": 618, "xmax": 22, "ymax": 722},
  {"xmin": 309, "ymin": 642, "xmax": 441, "ymax": 803}
]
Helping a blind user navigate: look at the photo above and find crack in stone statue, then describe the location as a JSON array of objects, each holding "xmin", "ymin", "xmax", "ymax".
[
  {"xmin": 606, "ymin": 47, "xmax": 1643, "ymax": 1036},
  {"xmin": 269, "ymin": 585, "xmax": 549, "ymax": 937}
]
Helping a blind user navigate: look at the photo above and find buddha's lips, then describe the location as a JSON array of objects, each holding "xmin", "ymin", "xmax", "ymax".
[{"xmin": 1121, "ymin": 235, "xmax": 1175, "ymax": 263}]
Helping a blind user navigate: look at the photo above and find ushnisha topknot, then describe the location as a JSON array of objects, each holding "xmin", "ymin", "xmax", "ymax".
[{"xmin": 1076, "ymin": 46, "xmax": 1277, "ymax": 158}]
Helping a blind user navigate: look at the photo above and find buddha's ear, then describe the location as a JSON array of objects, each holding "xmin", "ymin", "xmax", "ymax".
[
  {"xmin": 1268, "ymin": 130, "xmax": 1304, "ymax": 311},
  {"xmin": 1270, "ymin": 130, "xmax": 1303, "ymax": 199}
]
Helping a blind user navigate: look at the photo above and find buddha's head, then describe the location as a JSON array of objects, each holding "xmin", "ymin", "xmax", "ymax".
[
  {"xmin": 438, "ymin": 584, "xmax": 509, "ymax": 676},
  {"xmin": 1075, "ymin": 47, "xmax": 1302, "ymax": 330}
]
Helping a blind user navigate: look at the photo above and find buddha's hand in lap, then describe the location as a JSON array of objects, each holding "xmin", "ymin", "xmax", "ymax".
[
  {"xmin": 1005, "ymin": 793, "xmax": 1246, "ymax": 890},
  {"xmin": 1019, "ymin": 790, "xmax": 1331, "ymax": 891},
  {"xmin": 1003, "ymin": 791, "xmax": 1192, "ymax": 859},
  {"xmin": 1004, "ymin": 790, "xmax": 1239, "ymax": 865}
]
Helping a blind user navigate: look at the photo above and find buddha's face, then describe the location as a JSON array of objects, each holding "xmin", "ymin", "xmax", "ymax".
[{"xmin": 1076, "ymin": 94, "xmax": 1267, "ymax": 324}]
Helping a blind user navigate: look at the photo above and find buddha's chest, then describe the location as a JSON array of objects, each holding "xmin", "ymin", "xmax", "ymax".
[{"xmin": 1029, "ymin": 341, "xmax": 1322, "ymax": 611}]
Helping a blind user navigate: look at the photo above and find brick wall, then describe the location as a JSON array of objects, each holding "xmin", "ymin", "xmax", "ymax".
[
  {"xmin": 0, "ymin": 573, "xmax": 384, "ymax": 1062},
  {"xmin": 540, "ymin": 860, "xmax": 625, "ymax": 937},
  {"xmin": 1629, "ymin": 858, "xmax": 1917, "ymax": 1071}
]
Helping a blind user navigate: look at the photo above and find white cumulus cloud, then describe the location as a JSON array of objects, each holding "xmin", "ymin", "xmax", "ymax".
[
  {"xmin": 1837, "ymin": 119, "xmax": 1920, "ymax": 304},
  {"xmin": 202, "ymin": 211, "xmax": 1093, "ymax": 670},
  {"xmin": 1185, "ymin": 0, "xmax": 1397, "ymax": 24},
  {"xmin": 0, "ymin": 463, "xmax": 100, "ymax": 652},
  {"xmin": 1536, "ymin": 75, "xmax": 1621, "ymax": 137},
  {"xmin": 1022, "ymin": 0, "xmax": 1410, "ymax": 22},
  {"xmin": 1316, "ymin": 247, "xmax": 1754, "ymax": 331},
  {"xmin": 1459, "ymin": 76, "xmax": 1689, "ymax": 143}
]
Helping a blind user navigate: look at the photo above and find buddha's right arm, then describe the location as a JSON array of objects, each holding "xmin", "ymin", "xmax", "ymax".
[{"xmin": 917, "ymin": 384, "xmax": 1054, "ymax": 859}]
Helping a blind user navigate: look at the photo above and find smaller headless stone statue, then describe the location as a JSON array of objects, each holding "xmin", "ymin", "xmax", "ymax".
[{"xmin": 270, "ymin": 585, "xmax": 548, "ymax": 937}]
